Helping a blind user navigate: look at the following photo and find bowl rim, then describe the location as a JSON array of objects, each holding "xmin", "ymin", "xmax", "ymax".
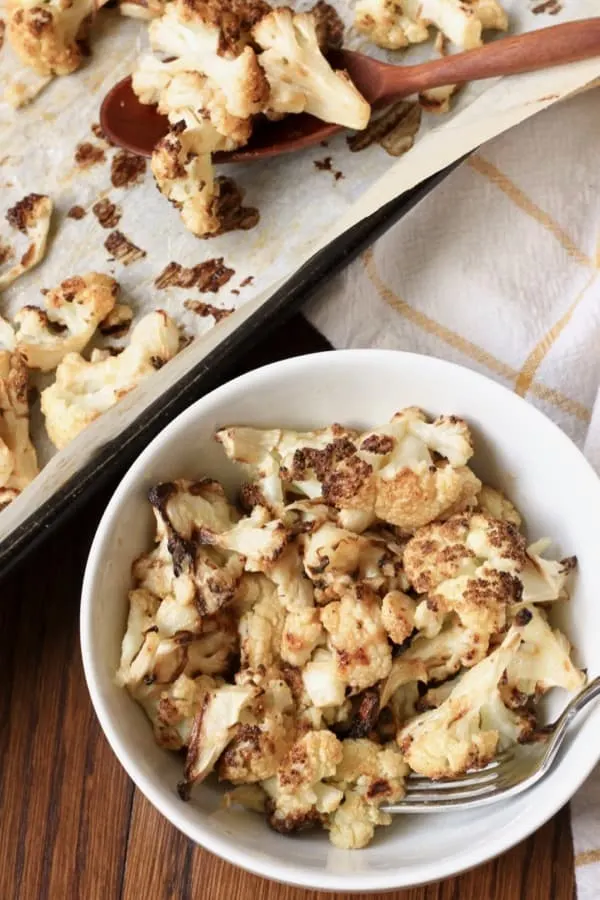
[{"xmin": 81, "ymin": 348, "xmax": 600, "ymax": 892}]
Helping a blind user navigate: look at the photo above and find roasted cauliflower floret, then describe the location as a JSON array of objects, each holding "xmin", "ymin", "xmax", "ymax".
[
  {"xmin": 151, "ymin": 126, "xmax": 220, "ymax": 238},
  {"xmin": 133, "ymin": 673, "xmax": 214, "ymax": 750},
  {"xmin": 219, "ymin": 668, "xmax": 297, "ymax": 783},
  {"xmin": 149, "ymin": 0, "xmax": 269, "ymax": 119},
  {"xmin": 12, "ymin": 273, "xmax": 118, "ymax": 372},
  {"xmin": 281, "ymin": 607, "xmax": 324, "ymax": 667},
  {"xmin": 381, "ymin": 589, "xmax": 416, "ymax": 645},
  {"xmin": 354, "ymin": 0, "xmax": 428, "ymax": 50},
  {"xmin": 7, "ymin": 0, "xmax": 95, "ymax": 76},
  {"xmin": 146, "ymin": 479, "xmax": 246, "ymax": 619},
  {"xmin": 358, "ymin": 0, "xmax": 508, "ymax": 52},
  {"xmin": 379, "ymin": 657, "xmax": 427, "ymax": 728},
  {"xmin": 403, "ymin": 616, "xmax": 486, "ymax": 680},
  {"xmin": 238, "ymin": 575, "xmax": 285, "ymax": 669},
  {"xmin": 41, "ymin": 310, "xmax": 180, "ymax": 449},
  {"xmin": 262, "ymin": 730, "xmax": 344, "ymax": 833},
  {"xmin": 321, "ymin": 587, "xmax": 392, "ymax": 692},
  {"xmin": 0, "ymin": 194, "xmax": 53, "ymax": 290},
  {"xmin": 399, "ymin": 628, "xmax": 530, "ymax": 778},
  {"xmin": 505, "ymin": 606, "xmax": 585, "ymax": 699},
  {"xmin": 160, "ymin": 70, "xmax": 253, "ymax": 149},
  {"xmin": 327, "ymin": 738, "xmax": 408, "ymax": 849},
  {"xmin": 252, "ymin": 7, "xmax": 370, "ymax": 130},
  {"xmin": 477, "ymin": 485, "xmax": 522, "ymax": 526},
  {"xmin": 180, "ymin": 681, "xmax": 257, "ymax": 794},
  {"xmin": 302, "ymin": 647, "xmax": 346, "ymax": 709},
  {"xmin": 0, "ymin": 352, "xmax": 38, "ymax": 505},
  {"xmin": 403, "ymin": 513, "xmax": 526, "ymax": 594}
]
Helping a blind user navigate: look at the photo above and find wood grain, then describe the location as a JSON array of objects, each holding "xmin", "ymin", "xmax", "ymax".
[{"xmin": 0, "ymin": 316, "xmax": 576, "ymax": 900}]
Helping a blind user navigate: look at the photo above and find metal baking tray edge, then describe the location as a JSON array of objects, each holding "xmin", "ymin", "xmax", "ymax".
[{"xmin": 0, "ymin": 156, "xmax": 465, "ymax": 580}]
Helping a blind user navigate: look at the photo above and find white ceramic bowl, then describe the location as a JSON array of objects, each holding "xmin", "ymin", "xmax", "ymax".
[{"xmin": 81, "ymin": 350, "xmax": 600, "ymax": 892}]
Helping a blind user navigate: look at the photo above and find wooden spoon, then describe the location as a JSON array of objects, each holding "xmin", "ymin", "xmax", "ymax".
[{"xmin": 100, "ymin": 18, "xmax": 600, "ymax": 162}]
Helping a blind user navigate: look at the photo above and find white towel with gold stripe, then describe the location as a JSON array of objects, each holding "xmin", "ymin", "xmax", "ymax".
[{"xmin": 305, "ymin": 86, "xmax": 600, "ymax": 899}]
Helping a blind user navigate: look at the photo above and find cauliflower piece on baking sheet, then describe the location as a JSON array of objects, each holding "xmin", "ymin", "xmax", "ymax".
[{"xmin": 118, "ymin": 407, "xmax": 583, "ymax": 848}]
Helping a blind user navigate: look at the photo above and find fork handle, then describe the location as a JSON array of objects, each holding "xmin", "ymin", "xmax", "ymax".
[{"xmin": 377, "ymin": 18, "xmax": 600, "ymax": 105}]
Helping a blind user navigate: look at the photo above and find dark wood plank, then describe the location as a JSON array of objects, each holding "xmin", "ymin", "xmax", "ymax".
[
  {"xmin": 0, "ymin": 315, "xmax": 576, "ymax": 900},
  {"xmin": 121, "ymin": 792, "xmax": 573, "ymax": 900}
]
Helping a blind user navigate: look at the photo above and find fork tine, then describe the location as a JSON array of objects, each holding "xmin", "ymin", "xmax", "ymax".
[
  {"xmin": 403, "ymin": 780, "xmax": 501, "ymax": 803},
  {"xmin": 406, "ymin": 749, "xmax": 515, "ymax": 791}
]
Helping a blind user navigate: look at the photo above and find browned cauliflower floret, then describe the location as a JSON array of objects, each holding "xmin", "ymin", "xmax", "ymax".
[
  {"xmin": 228, "ymin": 410, "xmax": 479, "ymax": 532},
  {"xmin": 252, "ymin": 7, "xmax": 370, "ymax": 130},
  {"xmin": 354, "ymin": 0, "xmax": 428, "ymax": 50},
  {"xmin": 7, "ymin": 0, "xmax": 95, "ymax": 76},
  {"xmin": 149, "ymin": 0, "xmax": 269, "ymax": 118},
  {"xmin": 326, "ymin": 738, "xmax": 408, "ymax": 849},
  {"xmin": 402, "ymin": 616, "xmax": 486, "ymax": 680},
  {"xmin": 0, "ymin": 352, "xmax": 38, "ymax": 507},
  {"xmin": 380, "ymin": 589, "xmax": 416, "ymax": 645},
  {"xmin": 355, "ymin": 0, "xmax": 507, "ymax": 52},
  {"xmin": 477, "ymin": 485, "xmax": 522, "ymax": 526},
  {"xmin": 238, "ymin": 575, "xmax": 285, "ymax": 669},
  {"xmin": 0, "ymin": 194, "xmax": 53, "ymax": 289},
  {"xmin": 180, "ymin": 681, "xmax": 257, "ymax": 794},
  {"xmin": 134, "ymin": 673, "xmax": 214, "ymax": 750},
  {"xmin": 218, "ymin": 668, "xmax": 296, "ymax": 783},
  {"xmin": 41, "ymin": 310, "xmax": 180, "ymax": 449},
  {"xmin": 262, "ymin": 730, "xmax": 344, "ymax": 833},
  {"xmin": 398, "ymin": 628, "xmax": 532, "ymax": 778},
  {"xmin": 117, "ymin": 587, "xmax": 160, "ymax": 684},
  {"xmin": 504, "ymin": 606, "xmax": 585, "ymax": 700},
  {"xmin": 11, "ymin": 273, "xmax": 118, "ymax": 372},
  {"xmin": 321, "ymin": 586, "xmax": 392, "ymax": 692},
  {"xmin": 281, "ymin": 607, "xmax": 324, "ymax": 667}
]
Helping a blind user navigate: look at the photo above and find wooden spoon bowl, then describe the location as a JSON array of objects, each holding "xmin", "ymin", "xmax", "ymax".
[{"xmin": 100, "ymin": 18, "xmax": 600, "ymax": 163}]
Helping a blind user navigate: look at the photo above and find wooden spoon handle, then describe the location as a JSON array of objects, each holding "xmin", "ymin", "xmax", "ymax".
[{"xmin": 379, "ymin": 18, "xmax": 600, "ymax": 104}]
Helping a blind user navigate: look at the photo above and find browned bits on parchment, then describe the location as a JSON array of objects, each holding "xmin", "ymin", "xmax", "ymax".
[
  {"xmin": 531, "ymin": 0, "xmax": 561, "ymax": 13},
  {"xmin": 240, "ymin": 276, "xmax": 253, "ymax": 288},
  {"xmin": 67, "ymin": 205, "xmax": 86, "ymax": 219},
  {"xmin": 6, "ymin": 193, "xmax": 45, "ymax": 232},
  {"xmin": 91, "ymin": 122, "xmax": 115, "ymax": 144},
  {"xmin": 0, "ymin": 240, "xmax": 14, "ymax": 266},
  {"xmin": 184, "ymin": 300, "xmax": 233, "ymax": 323},
  {"xmin": 314, "ymin": 156, "xmax": 343, "ymax": 181},
  {"xmin": 92, "ymin": 199, "xmax": 122, "ymax": 229},
  {"xmin": 74, "ymin": 142, "xmax": 106, "ymax": 168},
  {"xmin": 104, "ymin": 231, "xmax": 146, "ymax": 265},
  {"xmin": 211, "ymin": 177, "xmax": 259, "ymax": 235},
  {"xmin": 0, "ymin": 20, "xmax": 5, "ymax": 52},
  {"xmin": 347, "ymin": 101, "xmax": 421, "ymax": 156},
  {"xmin": 110, "ymin": 150, "xmax": 146, "ymax": 188},
  {"xmin": 154, "ymin": 258, "xmax": 234, "ymax": 293}
]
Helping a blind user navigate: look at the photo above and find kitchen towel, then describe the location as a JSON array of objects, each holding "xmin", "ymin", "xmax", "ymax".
[{"xmin": 305, "ymin": 85, "xmax": 600, "ymax": 899}]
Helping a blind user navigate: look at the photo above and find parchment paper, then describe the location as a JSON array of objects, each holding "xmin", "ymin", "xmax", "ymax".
[{"xmin": 0, "ymin": 0, "xmax": 599, "ymax": 542}]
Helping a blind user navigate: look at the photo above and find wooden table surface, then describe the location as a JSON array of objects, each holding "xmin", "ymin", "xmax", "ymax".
[{"xmin": 0, "ymin": 316, "xmax": 576, "ymax": 900}]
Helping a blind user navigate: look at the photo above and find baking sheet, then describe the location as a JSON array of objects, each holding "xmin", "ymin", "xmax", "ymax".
[{"xmin": 0, "ymin": 0, "xmax": 599, "ymax": 559}]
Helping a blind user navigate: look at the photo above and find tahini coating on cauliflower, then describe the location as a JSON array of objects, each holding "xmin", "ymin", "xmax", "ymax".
[
  {"xmin": 0, "ymin": 194, "xmax": 53, "ymax": 290},
  {"xmin": 252, "ymin": 7, "xmax": 370, "ymax": 130},
  {"xmin": 41, "ymin": 310, "xmax": 180, "ymax": 448},
  {"xmin": 7, "ymin": 0, "xmax": 96, "ymax": 76},
  {"xmin": 0, "ymin": 351, "xmax": 38, "ymax": 507},
  {"xmin": 119, "ymin": 407, "xmax": 582, "ymax": 848},
  {"xmin": 11, "ymin": 273, "xmax": 118, "ymax": 372}
]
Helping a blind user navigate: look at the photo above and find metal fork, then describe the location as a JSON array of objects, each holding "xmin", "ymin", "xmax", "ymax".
[{"xmin": 382, "ymin": 675, "xmax": 600, "ymax": 814}]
